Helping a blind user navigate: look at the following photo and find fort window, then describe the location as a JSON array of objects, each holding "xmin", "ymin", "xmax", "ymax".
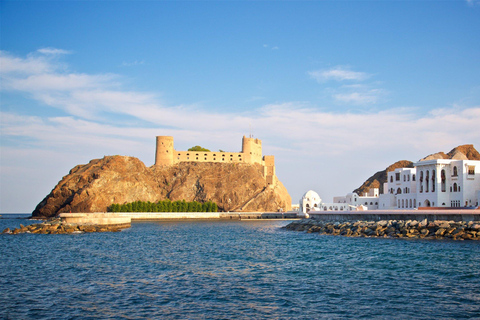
[
  {"xmin": 213, "ymin": 158, "xmax": 216, "ymax": 161},
  {"xmin": 204, "ymin": 158, "xmax": 207, "ymax": 160},
  {"xmin": 187, "ymin": 153, "xmax": 190, "ymax": 156},
  {"xmin": 196, "ymin": 153, "xmax": 199, "ymax": 156},
  {"xmin": 196, "ymin": 157, "xmax": 198, "ymax": 160},
  {"xmin": 213, "ymin": 154, "xmax": 216, "ymax": 157}
]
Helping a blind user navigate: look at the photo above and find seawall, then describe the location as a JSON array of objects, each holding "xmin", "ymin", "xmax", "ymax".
[
  {"xmin": 308, "ymin": 209, "xmax": 480, "ymax": 222},
  {"xmin": 58, "ymin": 212, "xmax": 298, "ymax": 224}
]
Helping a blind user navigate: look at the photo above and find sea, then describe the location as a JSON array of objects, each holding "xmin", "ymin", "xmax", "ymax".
[{"xmin": 1, "ymin": 214, "xmax": 479, "ymax": 320}]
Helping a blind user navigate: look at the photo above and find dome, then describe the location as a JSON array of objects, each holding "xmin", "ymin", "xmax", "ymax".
[{"xmin": 301, "ymin": 190, "xmax": 322, "ymax": 203}]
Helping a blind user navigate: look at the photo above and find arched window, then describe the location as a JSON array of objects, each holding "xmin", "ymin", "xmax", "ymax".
[
  {"xmin": 409, "ymin": 199, "xmax": 412, "ymax": 208},
  {"xmin": 420, "ymin": 171, "xmax": 424, "ymax": 182},
  {"xmin": 453, "ymin": 166, "xmax": 458, "ymax": 176},
  {"xmin": 412, "ymin": 174, "xmax": 416, "ymax": 181},
  {"xmin": 397, "ymin": 188, "xmax": 402, "ymax": 194},
  {"xmin": 425, "ymin": 171, "xmax": 429, "ymax": 193},
  {"xmin": 441, "ymin": 169, "xmax": 446, "ymax": 192},
  {"xmin": 390, "ymin": 176, "xmax": 393, "ymax": 183},
  {"xmin": 453, "ymin": 183, "xmax": 458, "ymax": 192},
  {"xmin": 398, "ymin": 200, "xmax": 401, "ymax": 208},
  {"xmin": 432, "ymin": 170, "xmax": 435, "ymax": 192},
  {"xmin": 402, "ymin": 199, "xmax": 404, "ymax": 208}
]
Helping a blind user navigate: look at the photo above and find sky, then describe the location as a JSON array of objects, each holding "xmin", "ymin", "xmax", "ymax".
[{"xmin": 1, "ymin": 0, "xmax": 480, "ymax": 213}]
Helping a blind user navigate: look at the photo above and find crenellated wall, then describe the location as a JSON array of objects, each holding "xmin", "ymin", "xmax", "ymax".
[{"xmin": 154, "ymin": 135, "xmax": 276, "ymax": 185}]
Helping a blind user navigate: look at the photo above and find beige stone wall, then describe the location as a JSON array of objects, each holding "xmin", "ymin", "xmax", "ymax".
[
  {"xmin": 154, "ymin": 135, "xmax": 277, "ymax": 185},
  {"xmin": 174, "ymin": 151, "xmax": 245, "ymax": 163}
]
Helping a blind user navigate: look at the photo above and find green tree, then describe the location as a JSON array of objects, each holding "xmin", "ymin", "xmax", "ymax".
[{"xmin": 188, "ymin": 146, "xmax": 210, "ymax": 152}]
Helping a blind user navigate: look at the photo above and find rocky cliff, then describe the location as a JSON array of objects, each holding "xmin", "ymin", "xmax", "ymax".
[
  {"xmin": 32, "ymin": 156, "xmax": 292, "ymax": 218},
  {"xmin": 353, "ymin": 144, "xmax": 479, "ymax": 196}
]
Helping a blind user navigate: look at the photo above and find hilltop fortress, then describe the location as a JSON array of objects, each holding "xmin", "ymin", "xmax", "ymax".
[{"xmin": 155, "ymin": 136, "xmax": 277, "ymax": 185}]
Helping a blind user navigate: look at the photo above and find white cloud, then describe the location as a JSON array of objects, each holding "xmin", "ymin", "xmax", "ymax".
[
  {"xmin": 2, "ymin": 49, "xmax": 480, "ymax": 212},
  {"xmin": 0, "ymin": 51, "xmax": 54, "ymax": 74},
  {"xmin": 121, "ymin": 60, "xmax": 145, "ymax": 67},
  {"xmin": 333, "ymin": 88, "xmax": 387, "ymax": 105},
  {"xmin": 37, "ymin": 47, "xmax": 72, "ymax": 55},
  {"xmin": 308, "ymin": 66, "xmax": 370, "ymax": 82}
]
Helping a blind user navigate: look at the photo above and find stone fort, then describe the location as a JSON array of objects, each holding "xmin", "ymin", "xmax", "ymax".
[{"xmin": 155, "ymin": 136, "xmax": 276, "ymax": 185}]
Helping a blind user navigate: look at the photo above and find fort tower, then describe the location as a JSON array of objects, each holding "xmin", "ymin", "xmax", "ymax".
[{"xmin": 155, "ymin": 136, "xmax": 174, "ymax": 166}]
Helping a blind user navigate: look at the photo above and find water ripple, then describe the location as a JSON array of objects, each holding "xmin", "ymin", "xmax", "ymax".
[{"xmin": 1, "ymin": 218, "xmax": 480, "ymax": 319}]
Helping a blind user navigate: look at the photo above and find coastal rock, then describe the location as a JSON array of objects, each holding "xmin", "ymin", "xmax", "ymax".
[
  {"xmin": 2, "ymin": 219, "xmax": 127, "ymax": 235},
  {"xmin": 32, "ymin": 156, "xmax": 292, "ymax": 218},
  {"xmin": 283, "ymin": 219, "xmax": 480, "ymax": 241}
]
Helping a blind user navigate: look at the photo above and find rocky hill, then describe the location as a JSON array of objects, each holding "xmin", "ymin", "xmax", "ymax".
[
  {"xmin": 32, "ymin": 156, "xmax": 292, "ymax": 218},
  {"xmin": 353, "ymin": 144, "xmax": 479, "ymax": 196}
]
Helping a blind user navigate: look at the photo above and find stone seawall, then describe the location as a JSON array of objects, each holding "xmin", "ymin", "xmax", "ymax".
[
  {"xmin": 115, "ymin": 212, "xmax": 298, "ymax": 220},
  {"xmin": 308, "ymin": 209, "xmax": 480, "ymax": 223},
  {"xmin": 284, "ymin": 218, "xmax": 480, "ymax": 240},
  {"xmin": 59, "ymin": 212, "xmax": 132, "ymax": 225}
]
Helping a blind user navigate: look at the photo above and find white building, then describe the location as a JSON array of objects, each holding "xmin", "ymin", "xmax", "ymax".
[
  {"xmin": 302, "ymin": 158, "xmax": 480, "ymax": 213},
  {"xmin": 299, "ymin": 189, "xmax": 379, "ymax": 214},
  {"xmin": 379, "ymin": 159, "xmax": 480, "ymax": 209}
]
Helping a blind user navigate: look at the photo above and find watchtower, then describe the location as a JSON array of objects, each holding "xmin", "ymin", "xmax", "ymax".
[
  {"xmin": 242, "ymin": 136, "xmax": 263, "ymax": 165},
  {"xmin": 155, "ymin": 136, "xmax": 174, "ymax": 166}
]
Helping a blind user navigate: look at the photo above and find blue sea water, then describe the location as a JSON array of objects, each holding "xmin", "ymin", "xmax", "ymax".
[{"xmin": 1, "ymin": 215, "xmax": 480, "ymax": 319}]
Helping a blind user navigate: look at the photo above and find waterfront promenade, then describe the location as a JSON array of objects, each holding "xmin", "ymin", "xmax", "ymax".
[
  {"xmin": 59, "ymin": 209, "xmax": 480, "ymax": 226},
  {"xmin": 308, "ymin": 208, "xmax": 480, "ymax": 222}
]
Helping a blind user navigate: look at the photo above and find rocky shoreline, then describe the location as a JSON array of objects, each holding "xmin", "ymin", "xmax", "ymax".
[
  {"xmin": 283, "ymin": 219, "xmax": 480, "ymax": 240},
  {"xmin": 2, "ymin": 218, "xmax": 130, "ymax": 235}
]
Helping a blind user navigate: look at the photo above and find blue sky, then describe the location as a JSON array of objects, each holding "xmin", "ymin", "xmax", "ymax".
[{"xmin": 1, "ymin": 0, "xmax": 479, "ymax": 213}]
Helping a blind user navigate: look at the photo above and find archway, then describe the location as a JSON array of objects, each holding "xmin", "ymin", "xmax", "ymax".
[{"xmin": 423, "ymin": 200, "xmax": 431, "ymax": 207}]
